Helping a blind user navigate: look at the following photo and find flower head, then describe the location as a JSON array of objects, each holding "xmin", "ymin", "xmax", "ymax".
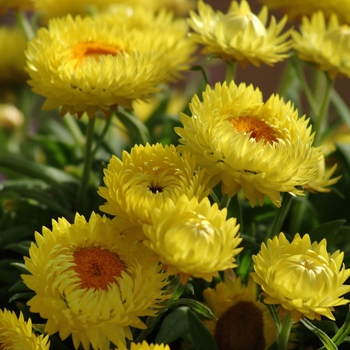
[
  {"xmin": 131, "ymin": 341, "xmax": 171, "ymax": 350},
  {"xmin": 203, "ymin": 277, "xmax": 277, "ymax": 350},
  {"xmin": 22, "ymin": 212, "xmax": 170, "ymax": 350},
  {"xmin": 259, "ymin": 0, "xmax": 350, "ymax": 24},
  {"xmin": 188, "ymin": 0, "xmax": 292, "ymax": 67},
  {"xmin": 0, "ymin": 309, "xmax": 50, "ymax": 350},
  {"xmin": 251, "ymin": 232, "xmax": 350, "ymax": 322},
  {"xmin": 175, "ymin": 81, "xmax": 322, "ymax": 207},
  {"xmin": 98, "ymin": 143, "xmax": 210, "ymax": 228},
  {"xmin": 25, "ymin": 14, "xmax": 180, "ymax": 118},
  {"xmin": 142, "ymin": 195, "xmax": 242, "ymax": 284},
  {"xmin": 293, "ymin": 11, "xmax": 350, "ymax": 79}
]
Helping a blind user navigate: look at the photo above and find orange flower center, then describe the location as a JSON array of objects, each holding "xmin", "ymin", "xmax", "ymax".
[
  {"xmin": 215, "ymin": 301, "xmax": 265, "ymax": 350},
  {"xmin": 230, "ymin": 116, "xmax": 278, "ymax": 145},
  {"xmin": 71, "ymin": 41, "xmax": 121, "ymax": 67},
  {"xmin": 73, "ymin": 247, "xmax": 125, "ymax": 290}
]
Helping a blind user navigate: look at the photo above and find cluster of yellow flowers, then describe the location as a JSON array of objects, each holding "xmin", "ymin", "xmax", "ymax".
[{"xmin": 1, "ymin": 0, "xmax": 350, "ymax": 349}]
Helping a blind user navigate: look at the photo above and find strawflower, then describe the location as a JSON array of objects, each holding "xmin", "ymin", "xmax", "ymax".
[
  {"xmin": 142, "ymin": 195, "xmax": 242, "ymax": 284},
  {"xmin": 22, "ymin": 212, "xmax": 170, "ymax": 350},
  {"xmin": 251, "ymin": 232, "xmax": 350, "ymax": 322},
  {"xmin": 188, "ymin": 0, "xmax": 292, "ymax": 67},
  {"xmin": 116, "ymin": 341, "xmax": 171, "ymax": 350},
  {"xmin": 98, "ymin": 143, "xmax": 210, "ymax": 228},
  {"xmin": 259, "ymin": 0, "xmax": 350, "ymax": 24},
  {"xmin": 203, "ymin": 276, "xmax": 277, "ymax": 350},
  {"xmin": 25, "ymin": 15, "xmax": 177, "ymax": 118},
  {"xmin": 293, "ymin": 11, "xmax": 350, "ymax": 79},
  {"xmin": 0, "ymin": 309, "xmax": 50, "ymax": 350},
  {"xmin": 175, "ymin": 81, "xmax": 323, "ymax": 207}
]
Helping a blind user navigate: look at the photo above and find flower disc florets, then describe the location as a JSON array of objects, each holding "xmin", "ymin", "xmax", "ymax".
[
  {"xmin": 251, "ymin": 232, "xmax": 350, "ymax": 322},
  {"xmin": 176, "ymin": 81, "xmax": 323, "ymax": 207}
]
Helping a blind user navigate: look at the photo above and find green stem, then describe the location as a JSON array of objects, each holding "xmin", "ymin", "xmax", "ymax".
[
  {"xmin": 91, "ymin": 113, "xmax": 114, "ymax": 157},
  {"xmin": 313, "ymin": 76, "xmax": 334, "ymax": 147},
  {"xmin": 225, "ymin": 61, "xmax": 237, "ymax": 84},
  {"xmin": 75, "ymin": 116, "xmax": 96, "ymax": 214},
  {"xmin": 219, "ymin": 193, "xmax": 231, "ymax": 210},
  {"xmin": 14, "ymin": 11, "xmax": 35, "ymax": 40},
  {"xmin": 290, "ymin": 56, "xmax": 318, "ymax": 118},
  {"xmin": 63, "ymin": 113, "xmax": 85, "ymax": 156},
  {"xmin": 230, "ymin": 194, "xmax": 242, "ymax": 229},
  {"xmin": 277, "ymin": 312, "xmax": 293, "ymax": 350},
  {"xmin": 266, "ymin": 193, "xmax": 294, "ymax": 240}
]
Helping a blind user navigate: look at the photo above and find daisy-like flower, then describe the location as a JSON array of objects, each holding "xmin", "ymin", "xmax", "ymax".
[
  {"xmin": 96, "ymin": 5, "xmax": 196, "ymax": 81},
  {"xmin": 117, "ymin": 341, "xmax": 171, "ymax": 350},
  {"xmin": 175, "ymin": 81, "xmax": 323, "ymax": 207},
  {"xmin": 22, "ymin": 212, "xmax": 170, "ymax": 350},
  {"xmin": 98, "ymin": 143, "xmax": 210, "ymax": 228},
  {"xmin": 0, "ymin": 26, "xmax": 28, "ymax": 87},
  {"xmin": 202, "ymin": 277, "xmax": 277, "ymax": 350},
  {"xmin": 188, "ymin": 0, "xmax": 292, "ymax": 67},
  {"xmin": 259, "ymin": 0, "xmax": 350, "ymax": 24},
  {"xmin": 142, "ymin": 195, "xmax": 242, "ymax": 284},
  {"xmin": 25, "ymin": 15, "xmax": 180, "ymax": 118},
  {"xmin": 0, "ymin": 309, "xmax": 50, "ymax": 350},
  {"xmin": 293, "ymin": 11, "xmax": 350, "ymax": 79},
  {"xmin": 251, "ymin": 232, "xmax": 350, "ymax": 322}
]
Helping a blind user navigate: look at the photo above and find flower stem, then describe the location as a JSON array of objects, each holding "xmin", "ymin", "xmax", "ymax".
[
  {"xmin": 313, "ymin": 75, "xmax": 334, "ymax": 147},
  {"xmin": 277, "ymin": 312, "xmax": 293, "ymax": 350},
  {"xmin": 14, "ymin": 11, "xmax": 35, "ymax": 41},
  {"xmin": 266, "ymin": 193, "xmax": 293, "ymax": 240},
  {"xmin": 63, "ymin": 113, "xmax": 85, "ymax": 156},
  {"xmin": 92, "ymin": 113, "xmax": 114, "ymax": 158},
  {"xmin": 219, "ymin": 193, "xmax": 231, "ymax": 210},
  {"xmin": 225, "ymin": 61, "xmax": 237, "ymax": 84},
  {"xmin": 75, "ymin": 116, "xmax": 96, "ymax": 214}
]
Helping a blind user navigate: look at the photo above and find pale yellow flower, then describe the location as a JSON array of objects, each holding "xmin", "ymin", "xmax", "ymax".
[
  {"xmin": 142, "ymin": 195, "xmax": 242, "ymax": 284},
  {"xmin": 188, "ymin": 0, "xmax": 292, "ymax": 67},
  {"xmin": 175, "ymin": 81, "xmax": 323, "ymax": 207},
  {"xmin": 98, "ymin": 143, "xmax": 210, "ymax": 229},
  {"xmin": 259, "ymin": 0, "xmax": 350, "ymax": 24},
  {"xmin": 0, "ymin": 104, "xmax": 24, "ymax": 131},
  {"xmin": 0, "ymin": 26, "xmax": 28, "ymax": 87},
  {"xmin": 25, "ymin": 15, "xmax": 177, "ymax": 118},
  {"xmin": 130, "ymin": 341, "xmax": 171, "ymax": 350},
  {"xmin": 251, "ymin": 232, "xmax": 350, "ymax": 322},
  {"xmin": 293, "ymin": 11, "xmax": 350, "ymax": 79},
  {"xmin": 203, "ymin": 277, "xmax": 277, "ymax": 350},
  {"xmin": 22, "ymin": 212, "xmax": 170, "ymax": 350},
  {"xmin": 0, "ymin": 309, "xmax": 50, "ymax": 350}
]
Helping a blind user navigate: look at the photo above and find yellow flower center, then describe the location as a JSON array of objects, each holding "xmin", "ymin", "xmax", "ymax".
[
  {"xmin": 230, "ymin": 116, "xmax": 278, "ymax": 145},
  {"xmin": 71, "ymin": 41, "xmax": 121, "ymax": 67},
  {"xmin": 215, "ymin": 301, "xmax": 265, "ymax": 350},
  {"xmin": 73, "ymin": 247, "xmax": 125, "ymax": 291},
  {"xmin": 324, "ymin": 24, "xmax": 350, "ymax": 48},
  {"xmin": 220, "ymin": 11, "xmax": 266, "ymax": 42}
]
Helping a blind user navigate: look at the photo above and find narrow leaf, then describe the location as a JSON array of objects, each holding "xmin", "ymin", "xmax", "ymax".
[{"xmin": 301, "ymin": 319, "xmax": 337, "ymax": 350}]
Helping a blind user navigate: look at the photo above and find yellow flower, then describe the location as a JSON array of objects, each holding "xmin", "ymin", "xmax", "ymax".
[
  {"xmin": 260, "ymin": 0, "xmax": 350, "ymax": 24},
  {"xmin": 25, "ymin": 15, "xmax": 177, "ymax": 118},
  {"xmin": 98, "ymin": 143, "xmax": 210, "ymax": 228},
  {"xmin": 0, "ymin": 104, "xmax": 24, "ymax": 131},
  {"xmin": 251, "ymin": 232, "xmax": 350, "ymax": 322},
  {"xmin": 142, "ymin": 195, "xmax": 242, "ymax": 284},
  {"xmin": 130, "ymin": 341, "xmax": 171, "ymax": 350},
  {"xmin": 188, "ymin": 0, "xmax": 292, "ymax": 67},
  {"xmin": 95, "ymin": 6, "xmax": 196, "ymax": 81},
  {"xmin": 0, "ymin": 309, "xmax": 50, "ymax": 350},
  {"xmin": 22, "ymin": 212, "xmax": 170, "ymax": 350},
  {"xmin": 293, "ymin": 11, "xmax": 350, "ymax": 79},
  {"xmin": 203, "ymin": 277, "xmax": 277, "ymax": 350},
  {"xmin": 0, "ymin": 26, "xmax": 28, "ymax": 87},
  {"xmin": 175, "ymin": 81, "xmax": 322, "ymax": 207}
]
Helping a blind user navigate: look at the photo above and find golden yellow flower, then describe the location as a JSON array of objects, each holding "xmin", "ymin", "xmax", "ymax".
[
  {"xmin": 293, "ymin": 11, "xmax": 350, "ymax": 79},
  {"xmin": 176, "ymin": 81, "xmax": 322, "ymax": 207},
  {"xmin": 142, "ymin": 195, "xmax": 242, "ymax": 284},
  {"xmin": 188, "ymin": 0, "xmax": 292, "ymax": 67},
  {"xmin": 130, "ymin": 341, "xmax": 171, "ymax": 350},
  {"xmin": 25, "ymin": 15, "xmax": 177, "ymax": 118},
  {"xmin": 251, "ymin": 232, "xmax": 350, "ymax": 322},
  {"xmin": 0, "ymin": 309, "xmax": 50, "ymax": 350},
  {"xmin": 98, "ymin": 143, "xmax": 210, "ymax": 228},
  {"xmin": 203, "ymin": 276, "xmax": 277, "ymax": 350},
  {"xmin": 22, "ymin": 212, "xmax": 170, "ymax": 350},
  {"xmin": 259, "ymin": 0, "xmax": 350, "ymax": 24},
  {"xmin": 95, "ymin": 6, "xmax": 196, "ymax": 82},
  {"xmin": 0, "ymin": 26, "xmax": 28, "ymax": 87}
]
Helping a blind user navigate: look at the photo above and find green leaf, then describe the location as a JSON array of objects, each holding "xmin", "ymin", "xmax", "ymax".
[
  {"xmin": 308, "ymin": 220, "xmax": 346, "ymax": 245},
  {"xmin": 8, "ymin": 292, "xmax": 35, "ymax": 303},
  {"xmin": 0, "ymin": 224, "xmax": 37, "ymax": 249},
  {"xmin": 332, "ymin": 226, "xmax": 350, "ymax": 246},
  {"xmin": 156, "ymin": 306, "xmax": 189, "ymax": 344},
  {"xmin": 5, "ymin": 240, "xmax": 31, "ymax": 255},
  {"xmin": 11, "ymin": 262, "xmax": 31, "ymax": 274},
  {"xmin": 337, "ymin": 143, "xmax": 350, "ymax": 169},
  {"xmin": 301, "ymin": 319, "xmax": 337, "ymax": 350},
  {"xmin": 187, "ymin": 310, "xmax": 218, "ymax": 350},
  {"xmin": 9, "ymin": 279, "xmax": 29, "ymax": 292},
  {"xmin": 166, "ymin": 299, "xmax": 216, "ymax": 320},
  {"xmin": 331, "ymin": 90, "xmax": 350, "ymax": 129}
]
